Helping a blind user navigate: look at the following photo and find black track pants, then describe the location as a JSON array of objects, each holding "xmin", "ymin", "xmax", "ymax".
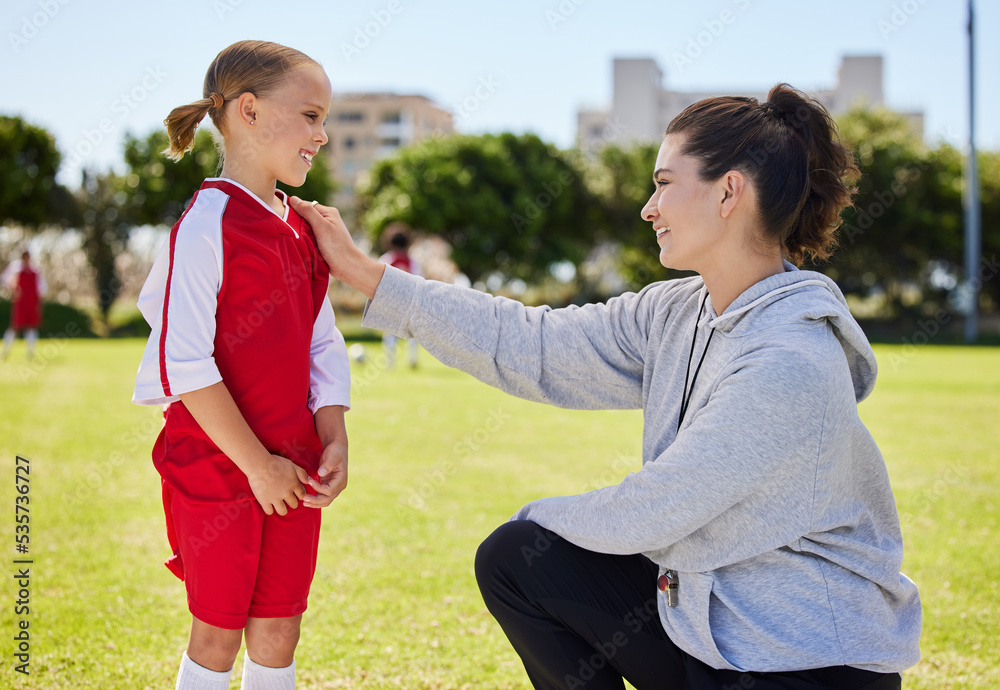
[{"xmin": 475, "ymin": 520, "xmax": 902, "ymax": 690}]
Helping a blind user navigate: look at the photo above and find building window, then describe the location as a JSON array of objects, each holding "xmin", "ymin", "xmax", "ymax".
[
  {"xmin": 338, "ymin": 111, "xmax": 364, "ymax": 122},
  {"xmin": 343, "ymin": 136, "xmax": 356, "ymax": 150},
  {"xmin": 381, "ymin": 111, "xmax": 402, "ymax": 124},
  {"xmin": 379, "ymin": 137, "xmax": 402, "ymax": 147}
]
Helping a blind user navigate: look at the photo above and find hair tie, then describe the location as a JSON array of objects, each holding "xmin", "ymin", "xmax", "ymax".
[
  {"xmin": 208, "ymin": 92, "xmax": 225, "ymax": 109},
  {"xmin": 762, "ymin": 102, "xmax": 782, "ymax": 118}
]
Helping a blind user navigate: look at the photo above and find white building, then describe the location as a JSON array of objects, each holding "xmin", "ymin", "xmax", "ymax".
[
  {"xmin": 324, "ymin": 93, "xmax": 453, "ymax": 209},
  {"xmin": 578, "ymin": 55, "xmax": 923, "ymax": 152}
]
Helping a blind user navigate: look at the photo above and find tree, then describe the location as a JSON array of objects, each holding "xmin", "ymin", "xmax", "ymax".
[
  {"xmin": 0, "ymin": 115, "xmax": 75, "ymax": 228},
  {"xmin": 358, "ymin": 133, "xmax": 601, "ymax": 285},
  {"xmin": 121, "ymin": 129, "xmax": 220, "ymax": 228},
  {"xmin": 974, "ymin": 149, "xmax": 1000, "ymax": 311},
  {"xmin": 77, "ymin": 170, "xmax": 131, "ymax": 322},
  {"xmin": 823, "ymin": 107, "xmax": 962, "ymax": 316},
  {"xmin": 577, "ymin": 142, "xmax": 688, "ymax": 292}
]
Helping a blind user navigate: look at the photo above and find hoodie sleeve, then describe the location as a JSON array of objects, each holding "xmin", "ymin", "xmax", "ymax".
[
  {"xmin": 362, "ymin": 266, "xmax": 668, "ymax": 410},
  {"xmin": 511, "ymin": 338, "xmax": 832, "ymax": 570}
]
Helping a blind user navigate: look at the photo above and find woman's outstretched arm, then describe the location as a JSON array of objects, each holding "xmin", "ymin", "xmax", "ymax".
[{"xmin": 291, "ymin": 196, "xmax": 668, "ymax": 411}]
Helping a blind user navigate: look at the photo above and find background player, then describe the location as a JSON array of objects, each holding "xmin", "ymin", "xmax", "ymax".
[
  {"xmin": 132, "ymin": 40, "xmax": 350, "ymax": 690},
  {"xmin": 377, "ymin": 223, "xmax": 422, "ymax": 368},
  {"xmin": 1, "ymin": 249, "xmax": 47, "ymax": 362}
]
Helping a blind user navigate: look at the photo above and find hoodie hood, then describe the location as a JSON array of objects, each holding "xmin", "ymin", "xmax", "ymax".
[{"xmin": 704, "ymin": 261, "xmax": 878, "ymax": 402}]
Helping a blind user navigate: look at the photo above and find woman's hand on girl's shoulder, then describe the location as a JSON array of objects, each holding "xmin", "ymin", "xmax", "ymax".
[
  {"xmin": 290, "ymin": 197, "xmax": 354, "ymax": 274},
  {"xmin": 290, "ymin": 196, "xmax": 386, "ymax": 300}
]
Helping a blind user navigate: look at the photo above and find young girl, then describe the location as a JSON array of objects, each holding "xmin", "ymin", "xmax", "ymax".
[
  {"xmin": 294, "ymin": 82, "xmax": 921, "ymax": 689},
  {"xmin": 132, "ymin": 40, "xmax": 351, "ymax": 690}
]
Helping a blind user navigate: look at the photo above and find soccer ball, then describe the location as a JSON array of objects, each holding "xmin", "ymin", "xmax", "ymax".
[{"xmin": 348, "ymin": 343, "xmax": 367, "ymax": 364}]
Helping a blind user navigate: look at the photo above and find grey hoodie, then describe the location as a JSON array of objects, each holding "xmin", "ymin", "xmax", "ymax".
[{"xmin": 362, "ymin": 261, "xmax": 922, "ymax": 674}]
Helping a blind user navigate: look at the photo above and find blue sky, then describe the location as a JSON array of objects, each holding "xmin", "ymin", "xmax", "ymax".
[{"xmin": 3, "ymin": 0, "xmax": 996, "ymax": 186}]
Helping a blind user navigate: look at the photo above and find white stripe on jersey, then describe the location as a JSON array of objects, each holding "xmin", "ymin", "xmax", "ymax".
[{"xmin": 132, "ymin": 188, "xmax": 227, "ymax": 405}]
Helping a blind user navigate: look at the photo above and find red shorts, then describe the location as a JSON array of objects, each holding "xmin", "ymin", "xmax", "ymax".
[{"xmin": 161, "ymin": 480, "xmax": 321, "ymax": 629}]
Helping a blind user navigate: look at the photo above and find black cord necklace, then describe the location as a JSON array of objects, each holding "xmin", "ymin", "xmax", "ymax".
[{"xmin": 677, "ymin": 291, "xmax": 716, "ymax": 433}]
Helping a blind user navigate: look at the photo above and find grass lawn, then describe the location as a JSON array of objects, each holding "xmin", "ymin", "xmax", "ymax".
[{"xmin": 0, "ymin": 338, "xmax": 996, "ymax": 689}]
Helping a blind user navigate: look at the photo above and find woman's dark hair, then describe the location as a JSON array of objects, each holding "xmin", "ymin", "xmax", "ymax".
[{"xmin": 665, "ymin": 83, "xmax": 859, "ymax": 264}]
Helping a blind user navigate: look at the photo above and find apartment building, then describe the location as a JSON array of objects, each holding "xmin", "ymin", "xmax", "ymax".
[
  {"xmin": 578, "ymin": 55, "xmax": 924, "ymax": 153},
  {"xmin": 324, "ymin": 93, "xmax": 453, "ymax": 208}
]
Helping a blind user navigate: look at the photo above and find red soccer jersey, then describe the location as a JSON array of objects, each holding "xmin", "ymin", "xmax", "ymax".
[
  {"xmin": 12, "ymin": 265, "xmax": 42, "ymax": 329},
  {"xmin": 133, "ymin": 178, "xmax": 351, "ymax": 503}
]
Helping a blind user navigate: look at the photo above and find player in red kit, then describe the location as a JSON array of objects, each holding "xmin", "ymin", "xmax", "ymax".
[
  {"xmin": 132, "ymin": 41, "xmax": 349, "ymax": 690},
  {"xmin": 2, "ymin": 250, "xmax": 47, "ymax": 362},
  {"xmin": 377, "ymin": 224, "xmax": 422, "ymax": 368}
]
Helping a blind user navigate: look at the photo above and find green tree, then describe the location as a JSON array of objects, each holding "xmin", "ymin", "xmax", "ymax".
[
  {"xmin": 78, "ymin": 170, "xmax": 131, "ymax": 322},
  {"xmin": 120, "ymin": 130, "xmax": 220, "ymax": 227},
  {"xmin": 358, "ymin": 133, "xmax": 601, "ymax": 285},
  {"xmin": 577, "ymin": 142, "xmax": 689, "ymax": 292},
  {"xmin": 0, "ymin": 115, "xmax": 75, "ymax": 228},
  {"xmin": 975, "ymin": 150, "xmax": 1000, "ymax": 311},
  {"xmin": 826, "ymin": 107, "xmax": 962, "ymax": 316}
]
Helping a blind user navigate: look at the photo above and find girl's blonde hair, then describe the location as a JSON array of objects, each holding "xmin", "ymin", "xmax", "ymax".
[{"xmin": 163, "ymin": 40, "xmax": 319, "ymax": 161}]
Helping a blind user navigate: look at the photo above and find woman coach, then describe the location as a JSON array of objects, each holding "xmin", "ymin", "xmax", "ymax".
[{"xmin": 290, "ymin": 83, "xmax": 922, "ymax": 690}]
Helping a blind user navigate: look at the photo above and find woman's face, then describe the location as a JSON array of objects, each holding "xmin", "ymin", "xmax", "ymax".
[{"xmin": 640, "ymin": 134, "xmax": 726, "ymax": 273}]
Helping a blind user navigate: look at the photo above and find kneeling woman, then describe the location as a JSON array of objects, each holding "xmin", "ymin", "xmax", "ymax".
[{"xmin": 293, "ymin": 83, "xmax": 921, "ymax": 690}]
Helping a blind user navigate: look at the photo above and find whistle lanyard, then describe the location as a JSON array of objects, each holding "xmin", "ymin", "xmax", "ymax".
[{"xmin": 677, "ymin": 291, "xmax": 715, "ymax": 434}]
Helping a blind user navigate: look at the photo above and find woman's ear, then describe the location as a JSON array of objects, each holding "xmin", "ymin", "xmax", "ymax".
[{"xmin": 718, "ymin": 170, "xmax": 745, "ymax": 219}]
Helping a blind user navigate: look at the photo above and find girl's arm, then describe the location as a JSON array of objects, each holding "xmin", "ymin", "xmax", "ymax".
[
  {"xmin": 302, "ymin": 274, "xmax": 352, "ymax": 507},
  {"xmin": 180, "ymin": 382, "xmax": 309, "ymax": 516},
  {"xmin": 303, "ymin": 404, "xmax": 349, "ymax": 508}
]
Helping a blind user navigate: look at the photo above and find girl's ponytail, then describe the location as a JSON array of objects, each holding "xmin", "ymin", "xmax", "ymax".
[{"xmin": 162, "ymin": 94, "xmax": 223, "ymax": 161}]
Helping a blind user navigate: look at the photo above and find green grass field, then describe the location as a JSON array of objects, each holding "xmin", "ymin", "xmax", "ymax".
[{"xmin": 0, "ymin": 339, "xmax": 997, "ymax": 689}]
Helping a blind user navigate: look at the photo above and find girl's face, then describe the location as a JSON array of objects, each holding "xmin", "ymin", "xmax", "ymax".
[
  {"xmin": 640, "ymin": 134, "xmax": 726, "ymax": 273},
  {"xmin": 251, "ymin": 65, "xmax": 332, "ymax": 188}
]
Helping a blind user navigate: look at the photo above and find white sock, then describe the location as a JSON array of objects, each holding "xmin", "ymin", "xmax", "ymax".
[
  {"xmin": 240, "ymin": 651, "xmax": 295, "ymax": 690},
  {"xmin": 25, "ymin": 329, "xmax": 37, "ymax": 359},
  {"xmin": 175, "ymin": 651, "xmax": 232, "ymax": 690},
  {"xmin": 2, "ymin": 329, "xmax": 14, "ymax": 358}
]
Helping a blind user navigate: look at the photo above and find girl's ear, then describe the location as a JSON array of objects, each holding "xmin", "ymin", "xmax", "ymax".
[
  {"xmin": 234, "ymin": 92, "xmax": 258, "ymax": 129},
  {"xmin": 718, "ymin": 170, "xmax": 745, "ymax": 219}
]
